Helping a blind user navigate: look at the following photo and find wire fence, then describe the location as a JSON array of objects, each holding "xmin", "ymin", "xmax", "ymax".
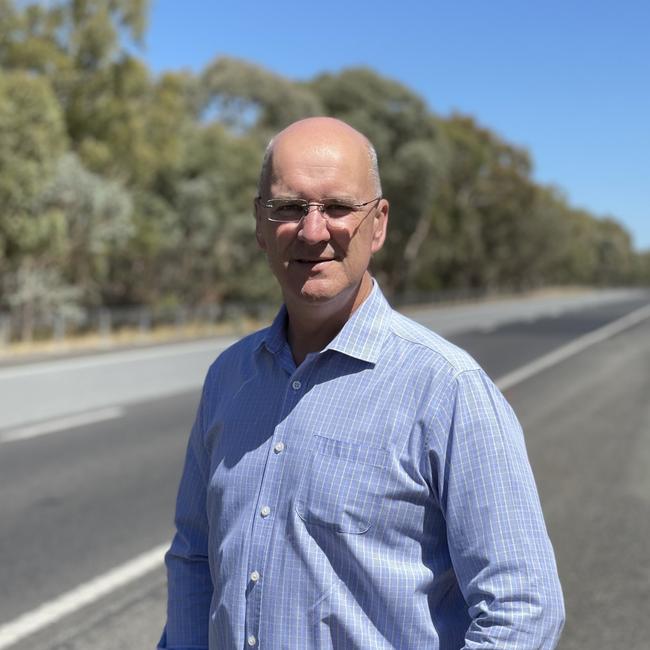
[{"xmin": 0, "ymin": 285, "xmax": 507, "ymax": 350}]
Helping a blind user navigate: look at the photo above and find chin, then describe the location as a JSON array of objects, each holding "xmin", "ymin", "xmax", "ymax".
[
  {"xmin": 301, "ymin": 278, "xmax": 365, "ymax": 308},
  {"xmin": 297, "ymin": 286, "xmax": 338, "ymax": 304},
  {"xmin": 288, "ymin": 278, "xmax": 346, "ymax": 305}
]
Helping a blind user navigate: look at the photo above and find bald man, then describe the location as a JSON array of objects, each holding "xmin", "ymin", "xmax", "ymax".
[{"xmin": 159, "ymin": 118, "xmax": 564, "ymax": 650}]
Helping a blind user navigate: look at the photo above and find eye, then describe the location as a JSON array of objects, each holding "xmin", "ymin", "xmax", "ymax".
[
  {"xmin": 276, "ymin": 202, "xmax": 303, "ymax": 213},
  {"xmin": 324, "ymin": 201, "xmax": 355, "ymax": 218},
  {"xmin": 268, "ymin": 200, "xmax": 306, "ymax": 220}
]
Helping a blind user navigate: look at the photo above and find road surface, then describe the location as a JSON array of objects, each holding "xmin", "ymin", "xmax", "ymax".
[{"xmin": 1, "ymin": 290, "xmax": 648, "ymax": 649}]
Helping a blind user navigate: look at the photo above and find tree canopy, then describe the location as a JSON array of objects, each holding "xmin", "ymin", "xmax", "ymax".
[{"xmin": 1, "ymin": 0, "xmax": 647, "ymax": 334}]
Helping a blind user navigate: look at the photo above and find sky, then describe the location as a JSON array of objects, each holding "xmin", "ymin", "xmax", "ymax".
[{"xmin": 140, "ymin": 0, "xmax": 650, "ymax": 250}]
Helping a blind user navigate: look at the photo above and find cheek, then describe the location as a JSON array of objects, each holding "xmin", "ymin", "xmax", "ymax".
[
  {"xmin": 330, "ymin": 227, "xmax": 353, "ymax": 250},
  {"xmin": 263, "ymin": 228, "xmax": 295, "ymax": 263},
  {"xmin": 273, "ymin": 234, "xmax": 294, "ymax": 258},
  {"xmin": 256, "ymin": 229, "xmax": 266, "ymax": 251},
  {"xmin": 337, "ymin": 225, "xmax": 373, "ymax": 259}
]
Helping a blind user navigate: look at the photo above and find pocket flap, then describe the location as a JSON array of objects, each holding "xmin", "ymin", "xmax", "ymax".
[{"xmin": 314, "ymin": 435, "xmax": 389, "ymax": 469}]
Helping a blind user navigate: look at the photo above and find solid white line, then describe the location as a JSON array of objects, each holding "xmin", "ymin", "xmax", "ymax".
[
  {"xmin": 496, "ymin": 302, "xmax": 650, "ymax": 391},
  {"xmin": 0, "ymin": 407, "xmax": 124, "ymax": 444},
  {"xmin": 0, "ymin": 544, "xmax": 168, "ymax": 649},
  {"xmin": 0, "ymin": 337, "xmax": 235, "ymax": 381}
]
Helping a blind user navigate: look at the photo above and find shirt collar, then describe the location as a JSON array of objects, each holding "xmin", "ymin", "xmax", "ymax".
[
  {"xmin": 258, "ymin": 280, "xmax": 392, "ymax": 365},
  {"xmin": 324, "ymin": 281, "xmax": 391, "ymax": 364},
  {"xmin": 260, "ymin": 303, "xmax": 289, "ymax": 356}
]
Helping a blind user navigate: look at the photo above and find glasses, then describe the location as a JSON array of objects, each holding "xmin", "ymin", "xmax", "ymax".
[{"xmin": 258, "ymin": 196, "xmax": 381, "ymax": 223}]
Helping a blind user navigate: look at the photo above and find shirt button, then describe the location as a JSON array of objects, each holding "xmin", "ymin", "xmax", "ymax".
[
  {"xmin": 250, "ymin": 570, "xmax": 260, "ymax": 582},
  {"xmin": 260, "ymin": 505, "xmax": 271, "ymax": 518},
  {"xmin": 247, "ymin": 634, "xmax": 257, "ymax": 646},
  {"xmin": 273, "ymin": 441, "xmax": 285, "ymax": 454},
  {"xmin": 292, "ymin": 380, "xmax": 301, "ymax": 390}
]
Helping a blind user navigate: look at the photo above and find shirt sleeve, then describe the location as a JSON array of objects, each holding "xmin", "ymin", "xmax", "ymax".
[
  {"xmin": 158, "ymin": 376, "xmax": 214, "ymax": 650},
  {"xmin": 439, "ymin": 369, "xmax": 565, "ymax": 650}
]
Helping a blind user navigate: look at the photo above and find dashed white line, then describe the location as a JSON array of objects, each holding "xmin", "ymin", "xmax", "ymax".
[
  {"xmin": 0, "ymin": 544, "xmax": 168, "ymax": 649},
  {"xmin": 0, "ymin": 407, "xmax": 125, "ymax": 444}
]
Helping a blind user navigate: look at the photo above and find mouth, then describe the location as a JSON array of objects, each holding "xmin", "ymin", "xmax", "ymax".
[{"xmin": 292, "ymin": 258, "xmax": 337, "ymax": 270}]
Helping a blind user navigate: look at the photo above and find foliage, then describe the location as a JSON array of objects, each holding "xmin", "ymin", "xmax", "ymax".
[
  {"xmin": 0, "ymin": 0, "xmax": 647, "ymax": 332},
  {"xmin": 200, "ymin": 57, "xmax": 323, "ymax": 139},
  {"xmin": 0, "ymin": 68, "xmax": 67, "ymax": 284}
]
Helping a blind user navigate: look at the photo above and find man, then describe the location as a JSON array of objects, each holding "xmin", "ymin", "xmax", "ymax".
[{"xmin": 159, "ymin": 117, "xmax": 564, "ymax": 649}]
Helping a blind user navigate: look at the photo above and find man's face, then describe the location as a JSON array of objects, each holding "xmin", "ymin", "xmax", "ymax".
[{"xmin": 255, "ymin": 125, "xmax": 388, "ymax": 311}]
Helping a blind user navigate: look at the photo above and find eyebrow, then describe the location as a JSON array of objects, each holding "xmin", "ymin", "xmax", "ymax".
[{"xmin": 269, "ymin": 194, "xmax": 358, "ymax": 201}]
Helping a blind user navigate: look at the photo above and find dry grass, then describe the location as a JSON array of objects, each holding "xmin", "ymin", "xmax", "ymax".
[{"xmin": 0, "ymin": 318, "xmax": 267, "ymax": 362}]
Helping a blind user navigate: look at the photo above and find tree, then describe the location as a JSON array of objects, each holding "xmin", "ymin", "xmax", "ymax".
[
  {"xmin": 1, "ymin": 1, "xmax": 646, "ymax": 323},
  {"xmin": 37, "ymin": 153, "xmax": 134, "ymax": 305},
  {"xmin": 3, "ymin": 261, "xmax": 82, "ymax": 341},
  {"xmin": 157, "ymin": 122, "xmax": 276, "ymax": 306},
  {"xmin": 591, "ymin": 218, "xmax": 635, "ymax": 285},
  {"xmin": 430, "ymin": 114, "xmax": 540, "ymax": 290},
  {"xmin": 200, "ymin": 57, "xmax": 323, "ymax": 140},
  {"xmin": 0, "ymin": 70, "xmax": 67, "ymax": 267},
  {"xmin": 0, "ymin": 0, "xmax": 169, "ymax": 188},
  {"xmin": 0, "ymin": 0, "xmax": 149, "ymax": 75}
]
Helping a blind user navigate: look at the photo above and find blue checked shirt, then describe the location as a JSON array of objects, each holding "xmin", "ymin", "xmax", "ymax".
[{"xmin": 159, "ymin": 282, "xmax": 564, "ymax": 650}]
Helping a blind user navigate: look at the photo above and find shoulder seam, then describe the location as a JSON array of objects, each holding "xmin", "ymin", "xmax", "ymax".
[{"xmin": 450, "ymin": 366, "xmax": 483, "ymax": 382}]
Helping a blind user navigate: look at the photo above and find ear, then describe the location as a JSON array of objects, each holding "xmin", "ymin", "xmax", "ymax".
[
  {"xmin": 370, "ymin": 198, "xmax": 389, "ymax": 254},
  {"xmin": 254, "ymin": 198, "xmax": 267, "ymax": 251}
]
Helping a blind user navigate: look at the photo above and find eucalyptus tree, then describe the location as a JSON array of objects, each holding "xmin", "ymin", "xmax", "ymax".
[
  {"xmin": 0, "ymin": 70, "xmax": 67, "ymax": 279},
  {"xmin": 199, "ymin": 56, "xmax": 323, "ymax": 141}
]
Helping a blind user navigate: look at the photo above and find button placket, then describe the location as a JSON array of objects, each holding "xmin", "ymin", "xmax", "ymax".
[
  {"xmin": 243, "ymin": 363, "xmax": 314, "ymax": 646},
  {"xmin": 244, "ymin": 429, "xmax": 282, "ymax": 646}
]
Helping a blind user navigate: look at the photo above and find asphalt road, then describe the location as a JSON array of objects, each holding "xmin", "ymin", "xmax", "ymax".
[
  {"xmin": 1, "ymin": 293, "xmax": 649, "ymax": 649},
  {"xmin": 507, "ymin": 310, "xmax": 650, "ymax": 650}
]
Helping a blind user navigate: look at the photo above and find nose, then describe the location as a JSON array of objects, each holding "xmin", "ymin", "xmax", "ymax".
[{"xmin": 297, "ymin": 205, "xmax": 331, "ymax": 244}]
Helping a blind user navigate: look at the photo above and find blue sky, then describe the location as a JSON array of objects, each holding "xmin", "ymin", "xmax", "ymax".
[{"xmin": 141, "ymin": 0, "xmax": 649, "ymax": 250}]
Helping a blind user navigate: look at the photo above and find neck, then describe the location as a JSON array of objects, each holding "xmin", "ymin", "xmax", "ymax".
[{"xmin": 285, "ymin": 273, "xmax": 373, "ymax": 366}]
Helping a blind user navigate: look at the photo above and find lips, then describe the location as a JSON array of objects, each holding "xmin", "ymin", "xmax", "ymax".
[{"xmin": 291, "ymin": 257, "xmax": 338, "ymax": 272}]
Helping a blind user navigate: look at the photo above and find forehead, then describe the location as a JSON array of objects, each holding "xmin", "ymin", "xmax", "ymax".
[{"xmin": 269, "ymin": 131, "xmax": 371, "ymax": 197}]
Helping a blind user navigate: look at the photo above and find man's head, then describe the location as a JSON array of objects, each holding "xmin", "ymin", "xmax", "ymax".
[{"xmin": 255, "ymin": 117, "xmax": 389, "ymax": 315}]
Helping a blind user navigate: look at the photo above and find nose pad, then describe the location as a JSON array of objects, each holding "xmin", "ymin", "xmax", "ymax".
[{"xmin": 297, "ymin": 207, "xmax": 330, "ymax": 242}]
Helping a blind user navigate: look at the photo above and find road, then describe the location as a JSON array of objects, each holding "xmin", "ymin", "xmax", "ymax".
[{"xmin": 0, "ymin": 291, "xmax": 649, "ymax": 649}]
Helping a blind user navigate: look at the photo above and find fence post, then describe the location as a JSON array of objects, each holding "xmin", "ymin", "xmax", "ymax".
[
  {"xmin": 53, "ymin": 314, "xmax": 66, "ymax": 342},
  {"xmin": 138, "ymin": 307, "xmax": 152, "ymax": 338},
  {"xmin": 99, "ymin": 309, "xmax": 112, "ymax": 345},
  {"xmin": 207, "ymin": 303, "xmax": 221, "ymax": 325},
  {"xmin": 175, "ymin": 306, "xmax": 188, "ymax": 333}
]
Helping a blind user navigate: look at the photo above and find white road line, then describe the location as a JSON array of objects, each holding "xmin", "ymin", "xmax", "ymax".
[
  {"xmin": 0, "ymin": 337, "xmax": 234, "ymax": 381},
  {"xmin": 496, "ymin": 302, "xmax": 650, "ymax": 391},
  {"xmin": 1, "ymin": 301, "xmax": 649, "ymax": 648},
  {"xmin": 0, "ymin": 407, "xmax": 124, "ymax": 444},
  {"xmin": 0, "ymin": 544, "xmax": 168, "ymax": 650}
]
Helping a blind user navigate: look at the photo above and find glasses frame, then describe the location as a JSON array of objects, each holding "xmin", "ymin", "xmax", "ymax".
[{"xmin": 257, "ymin": 196, "xmax": 382, "ymax": 224}]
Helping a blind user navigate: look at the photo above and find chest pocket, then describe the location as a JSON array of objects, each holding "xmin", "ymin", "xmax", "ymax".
[{"xmin": 294, "ymin": 435, "xmax": 390, "ymax": 534}]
